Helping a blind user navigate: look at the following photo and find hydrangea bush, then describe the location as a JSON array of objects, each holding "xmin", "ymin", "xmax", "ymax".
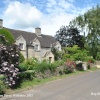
[{"xmin": 0, "ymin": 35, "xmax": 19, "ymax": 87}]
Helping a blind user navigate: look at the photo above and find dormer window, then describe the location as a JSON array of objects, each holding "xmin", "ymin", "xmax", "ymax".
[
  {"xmin": 34, "ymin": 44, "xmax": 40, "ymax": 51},
  {"xmin": 58, "ymin": 47, "xmax": 60, "ymax": 50},
  {"xmin": 19, "ymin": 43, "xmax": 24, "ymax": 50}
]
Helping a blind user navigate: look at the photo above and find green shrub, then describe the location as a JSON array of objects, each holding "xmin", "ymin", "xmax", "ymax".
[
  {"xmin": 96, "ymin": 52, "xmax": 100, "ymax": 60},
  {"xmin": 35, "ymin": 60, "xmax": 64, "ymax": 73},
  {"xmin": 0, "ymin": 28, "xmax": 15, "ymax": 45},
  {"xmin": 50, "ymin": 60, "xmax": 64, "ymax": 71},
  {"xmin": 86, "ymin": 57, "xmax": 95, "ymax": 63},
  {"xmin": 19, "ymin": 59, "xmax": 65, "ymax": 74},
  {"xmin": 19, "ymin": 58, "xmax": 38, "ymax": 71},
  {"xmin": 35, "ymin": 61, "xmax": 50, "ymax": 73},
  {"xmin": 62, "ymin": 45, "xmax": 89, "ymax": 61},
  {"xmin": 0, "ymin": 75, "xmax": 4, "ymax": 80},
  {"xmin": 19, "ymin": 52, "xmax": 25, "ymax": 63},
  {"xmin": 18, "ymin": 63, "xmax": 28, "ymax": 71},
  {"xmin": 18, "ymin": 70, "xmax": 36, "ymax": 81},
  {"xmin": 53, "ymin": 60, "xmax": 64, "ymax": 67},
  {"xmin": 51, "ymin": 47, "xmax": 62, "ymax": 60},
  {"xmin": 0, "ymin": 80, "xmax": 5, "ymax": 95},
  {"xmin": 0, "ymin": 80, "xmax": 6, "ymax": 95}
]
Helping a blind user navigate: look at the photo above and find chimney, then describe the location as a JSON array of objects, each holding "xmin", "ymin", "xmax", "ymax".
[
  {"xmin": 35, "ymin": 27, "xmax": 41, "ymax": 36},
  {"xmin": 0, "ymin": 19, "xmax": 3, "ymax": 28}
]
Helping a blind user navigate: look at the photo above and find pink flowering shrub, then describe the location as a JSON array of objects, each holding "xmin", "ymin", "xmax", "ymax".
[{"xmin": 64, "ymin": 60, "xmax": 76, "ymax": 73}]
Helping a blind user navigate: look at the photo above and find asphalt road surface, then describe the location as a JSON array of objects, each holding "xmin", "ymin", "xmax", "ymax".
[{"xmin": 1, "ymin": 70, "xmax": 100, "ymax": 100}]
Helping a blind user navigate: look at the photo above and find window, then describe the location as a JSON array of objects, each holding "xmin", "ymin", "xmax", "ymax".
[
  {"xmin": 58, "ymin": 47, "xmax": 60, "ymax": 50},
  {"xmin": 57, "ymin": 46, "xmax": 61, "ymax": 51},
  {"xmin": 49, "ymin": 57, "xmax": 52, "ymax": 63},
  {"xmin": 55, "ymin": 46, "xmax": 60, "ymax": 51},
  {"xmin": 19, "ymin": 43, "xmax": 24, "ymax": 50},
  {"xmin": 34, "ymin": 44, "xmax": 39, "ymax": 51}
]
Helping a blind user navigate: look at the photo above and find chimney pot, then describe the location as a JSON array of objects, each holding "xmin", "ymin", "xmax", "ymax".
[{"xmin": 35, "ymin": 27, "xmax": 41, "ymax": 36}]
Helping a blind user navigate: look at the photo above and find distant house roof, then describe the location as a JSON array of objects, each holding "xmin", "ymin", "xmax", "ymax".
[{"xmin": 5, "ymin": 28, "xmax": 57, "ymax": 48}]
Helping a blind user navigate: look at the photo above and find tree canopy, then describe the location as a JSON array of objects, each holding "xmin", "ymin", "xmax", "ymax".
[
  {"xmin": 55, "ymin": 25, "xmax": 84, "ymax": 48},
  {"xmin": 0, "ymin": 28, "xmax": 15, "ymax": 45},
  {"xmin": 69, "ymin": 5, "xmax": 100, "ymax": 59}
]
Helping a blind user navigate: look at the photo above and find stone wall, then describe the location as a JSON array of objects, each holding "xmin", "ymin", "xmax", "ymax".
[
  {"xmin": 27, "ymin": 46, "xmax": 35, "ymax": 58},
  {"xmin": 15, "ymin": 36, "xmax": 27, "ymax": 59},
  {"xmin": 96, "ymin": 61, "xmax": 100, "ymax": 65},
  {"xmin": 96, "ymin": 61, "xmax": 100, "ymax": 68},
  {"xmin": 20, "ymin": 50, "xmax": 27, "ymax": 59}
]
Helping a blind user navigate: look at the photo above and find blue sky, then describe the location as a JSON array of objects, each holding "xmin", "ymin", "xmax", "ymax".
[{"xmin": 0, "ymin": 0, "xmax": 100, "ymax": 36}]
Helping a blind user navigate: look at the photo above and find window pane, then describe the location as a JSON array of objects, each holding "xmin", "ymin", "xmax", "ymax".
[
  {"xmin": 35, "ymin": 44, "xmax": 39, "ymax": 51},
  {"xmin": 19, "ymin": 43, "xmax": 24, "ymax": 50}
]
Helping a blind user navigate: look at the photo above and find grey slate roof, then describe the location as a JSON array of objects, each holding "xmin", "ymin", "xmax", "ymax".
[{"xmin": 5, "ymin": 28, "xmax": 57, "ymax": 48}]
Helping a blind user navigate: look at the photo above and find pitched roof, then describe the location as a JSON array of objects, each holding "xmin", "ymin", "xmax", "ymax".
[
  {"xmin": 37, "ymin": 35, "xmax": 57, "ymax": 48},
  {"xmin": 5, "ymin": 28, "xmax": 57, "ymax": 48}
]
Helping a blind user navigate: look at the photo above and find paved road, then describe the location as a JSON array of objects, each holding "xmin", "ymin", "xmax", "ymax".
[{"xmin": 1, "ymin": 70, "xmax": 100, "ymax": 100}]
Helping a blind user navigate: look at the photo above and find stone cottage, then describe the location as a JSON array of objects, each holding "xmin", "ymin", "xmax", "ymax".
[{"xmin": 0, "ymin": 19, "xmax": 61, "ymax": 62}]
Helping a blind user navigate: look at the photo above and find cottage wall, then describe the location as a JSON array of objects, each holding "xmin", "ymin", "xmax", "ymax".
[
  {"xmin": 41, "ymin": 51, "xmax": 54, "ymax": 63},
  {"xmin": 27, "ymin": 46, "xmax": 35, "ymax": 58},
  {"xmin": 34, "ymin": 48, "xmax": 49, "ymax": 62},
  {"xmin": 54, "ymin": 42, "xmax": 62, "ymax": 51},
  {"xmin": 20, "ymin": 50, "xmax": 27, "ymax": 59},
  {"xmin": 15, "ymin": 36, "xmax": 27, "ymax": 59},
  {"xmin": 16, "ymin": 36, "xmax": 26, "ymax": 50}
]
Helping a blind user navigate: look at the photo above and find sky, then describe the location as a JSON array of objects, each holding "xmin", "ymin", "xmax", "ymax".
[{"xmin": 0, "ymin": 0, "xmax": 100, "ymax": 36}]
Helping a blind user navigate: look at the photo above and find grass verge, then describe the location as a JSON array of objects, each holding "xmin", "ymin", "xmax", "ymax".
[{"xmin": 6, "ymin": 67, "xmax": 99, "ymax": 94}]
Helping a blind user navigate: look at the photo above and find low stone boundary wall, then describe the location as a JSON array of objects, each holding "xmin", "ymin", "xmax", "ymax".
[
  {"xmin": 96, "ymin": 61, "xmax": 100, "ymax": 65},
  {"xmin": 96, "ymin": 61, "xmax": 100, "ymax": 68}
]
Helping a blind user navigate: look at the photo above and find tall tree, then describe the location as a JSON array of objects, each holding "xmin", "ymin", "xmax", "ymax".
[
  {"xmin": 55, "ymin": 25, "xmax": 84, "ymax": 48},
  {"xmin": 69, "ymin": 5, "xmax": 100, "ymax": 59}
]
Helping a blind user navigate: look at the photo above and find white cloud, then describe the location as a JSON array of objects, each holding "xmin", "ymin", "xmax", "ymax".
[
  {"xmin": 2, "ymin": 0, "xmax": 93, "ymax": 36},
  {"xmin": 40, "ymin": 0, "xmax": 77, "ymax": 35},
  {"xmin": 46, "ymin": 0, "xmax": 57, "ymax": 8},
  {"xmin": 3, "ymin": 1, "xmax": 42, "ymax": 29},
  {"xmin": 41, "ymin": 13, "xmax": 76, "ymax": 35}
]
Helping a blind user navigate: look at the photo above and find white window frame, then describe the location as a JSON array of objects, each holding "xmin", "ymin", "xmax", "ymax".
[
  {"xmin": 34, "ymin": 44, "xmax": 40, "ymax": 51},
  {"xmin": 19, "ymin": 43, "xmax": 24, "ymax": 50}
]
